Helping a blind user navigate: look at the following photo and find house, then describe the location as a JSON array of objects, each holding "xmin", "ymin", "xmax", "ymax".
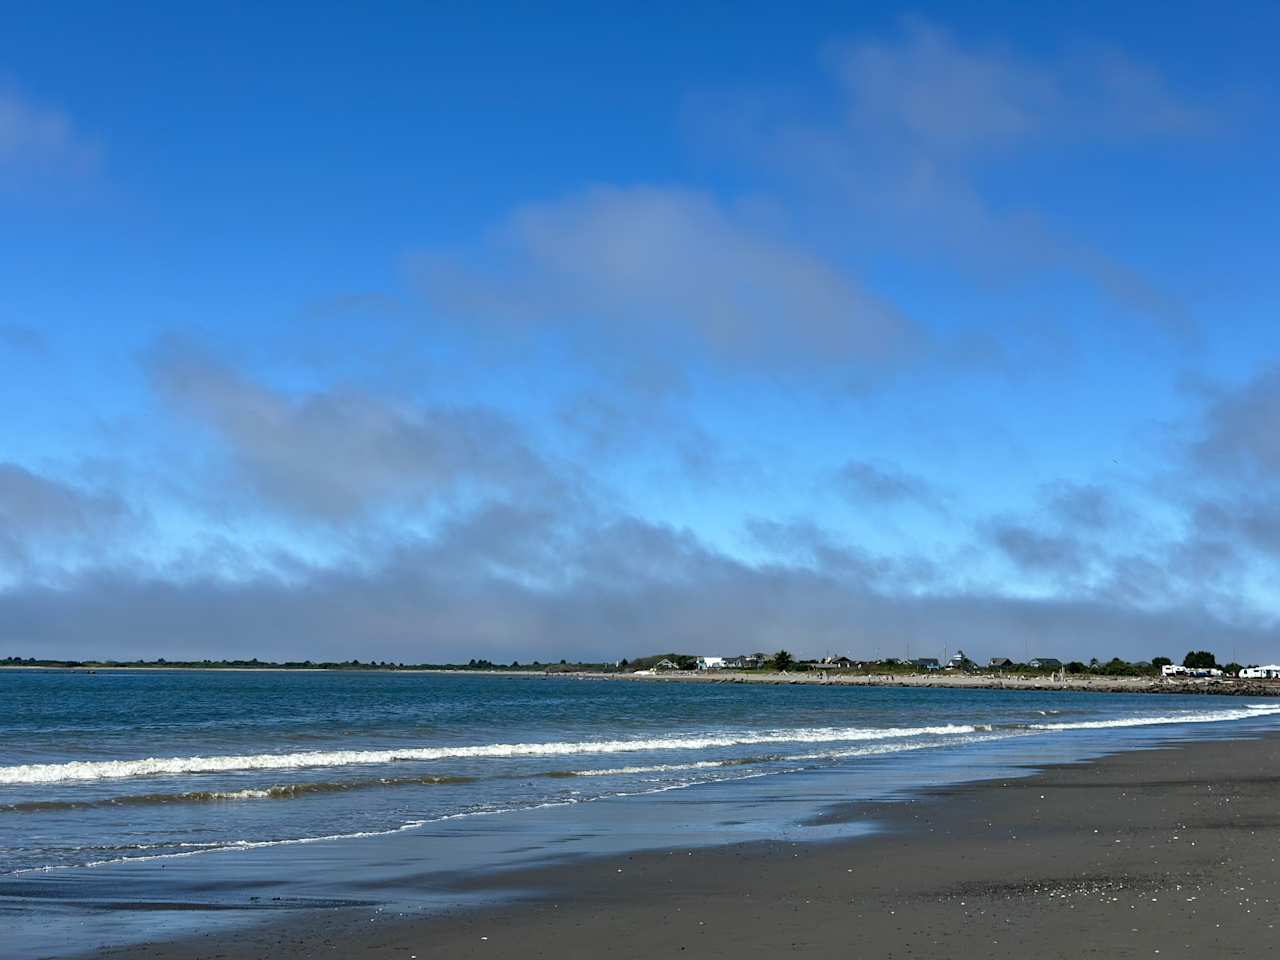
[
  {"xmin": 913, "ymin": 657, "xmax": 941, "ymax": 670},
  {"xmin": 822, "ymin": 655, "xmax": 857, "ymax": 668},
  {"xmin": 1239, "ymin": 665, "xmax": 1280, "ymax": 679},
  {"xmin": 947, "ymin": 650, "xmax": 974, "ymax": 670},
  {"xmin": 653, "ymin": 658, "xmax": 680, "ymax": 671},
  {"xmin": 989, "ymin": 657, "xmax": 1014, "ymax": 668},
  {"xmin": 1028, "ymin": 657, "xmax": 1062, "ymax": 670},
  {"xmin": 697, "ymin": 656, "xmax": 726, "ymax": 671},
  {"xmin": 725, "ymin": 654, "xmax": 765, "ymax": 669}
]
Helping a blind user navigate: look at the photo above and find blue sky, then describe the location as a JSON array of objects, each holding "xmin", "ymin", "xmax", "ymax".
[{"xmin": 3, "ymin": 2, "xmax": 1280, "ymax": 664}]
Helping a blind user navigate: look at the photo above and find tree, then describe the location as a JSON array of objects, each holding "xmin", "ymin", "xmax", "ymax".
[
  {"xmin": 1066, "ymin": 661, "xmax": 1086, "ymax": 674},
  {"xmin": 772, "ymin": 650, "xmax": 795, "ymax": 672},
  {"xmin": 1223, "ymin": 662, "xmax": 1243, "ymax": 676},
  {"xmin": 1183, "ymin": 650, "xmax": 1217, "ymax": 670},
  {"xmin": 1152, "ymin": 657, "xmax": 1172, "ymax": 669}
]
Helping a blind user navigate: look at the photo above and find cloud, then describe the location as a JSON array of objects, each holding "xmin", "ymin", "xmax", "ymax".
[
  {"xmin": 0, "ymin": 323, "xmax": 48, "ymax": 355},
  {"xmin": 415, "ymin": 185, "xmax": 923, "ymax": 379},
  {"xmin": 0, "ymin": 463, "xmax": 129, "ymax": 574},
  {"xmin": 831, "ymin": 20, "xmax": 1208, "ymax": 155},
  {"xmin": 1164, "ymin": 365, "xmax": 1280, "ymax": 562},
  {"xmin": 148, "ymin": 342, "xmax": 561, "ymax": 520},
  {"xmin": 835, "ymin": 459, "xmax": 939, "ymax": 506},
  {"xmin": 5, "ymin": 510, "xmax": 1273, "ymax": 665},
  {"xmin": 1193, "ymin": 365, "xmax": 1280, "ymax": 482},
  {"xmin": 0, "ymin": 89, "xmax": 98, "ymax": 183},
  {"xmin": 701, "ymin": 20, "xmax": 1208, "ymax": 339},
  {"xmin": 989, "ymin": 522, "xmax": 1087, "ymax": 577},
  {"xmin": 1042, "ymin": 482, "xmax": 1116, "ymax": 530}
]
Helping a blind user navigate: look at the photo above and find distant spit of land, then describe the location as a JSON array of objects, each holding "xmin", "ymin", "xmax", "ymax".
[{"xmin": 4, "ymin": 657, "xmax": 1277, "ymax": 696}]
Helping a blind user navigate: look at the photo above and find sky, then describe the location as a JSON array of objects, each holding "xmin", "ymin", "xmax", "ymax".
[{"xmin": 2, "ymin": 1, "xmax": 1279, "ymax": 665}]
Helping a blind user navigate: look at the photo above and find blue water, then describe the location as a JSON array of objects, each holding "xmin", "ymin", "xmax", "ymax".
[
  {"xmin": 3, "ymin": 669, "xmax": 1280, "ymax": 956},
  {"xmin": 4, "ymin": 669, "xmax": 1279, "ymax": 875}
]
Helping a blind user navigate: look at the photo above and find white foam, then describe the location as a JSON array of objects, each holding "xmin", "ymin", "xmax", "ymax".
[
  {"xmin": 1030, "ymin": 704, "xmax": 1280, "ymax": 731},
  {"xmin": 0, "ymin": 724, "xmax": 978, "ymax": 785},
  {"xmin": 572, "ymin": 760, "xmax": 739, "ymax": 777}
]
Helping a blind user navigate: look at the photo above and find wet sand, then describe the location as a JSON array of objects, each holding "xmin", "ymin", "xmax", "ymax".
[{"xmin": 91, "ymin": 732, "xmax": 1280, "ymax": 959}]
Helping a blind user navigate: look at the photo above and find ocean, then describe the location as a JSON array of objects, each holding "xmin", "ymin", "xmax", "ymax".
[{"xmin": 3, "ymin": 669, "xmax": 1280, "ymax": 955}]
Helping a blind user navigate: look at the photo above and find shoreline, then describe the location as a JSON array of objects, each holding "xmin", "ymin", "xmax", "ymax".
[
  {"xmin": 577, "ymin": 669, "xmax": 1280, "ymax": 696},
  {"xmin": 5, "ymin": 663, "xmax": 1276, "ymax": 696},
  {"xmin": 87, "ymin": 728, "xmax": 1280, "ymax": 959}
]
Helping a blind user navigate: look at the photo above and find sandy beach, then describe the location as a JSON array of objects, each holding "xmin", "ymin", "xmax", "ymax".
[{"xmin": 91, "ymin": 731, "xmax": 1280, "ymax": 960}]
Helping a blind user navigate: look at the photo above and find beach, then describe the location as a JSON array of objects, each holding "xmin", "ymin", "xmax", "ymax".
[{"xmin": 97, "ymin": 732, "xmax": 1280, "ymax": 959}]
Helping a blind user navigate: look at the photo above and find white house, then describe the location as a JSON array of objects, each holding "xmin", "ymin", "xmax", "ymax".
[
  {"xmin": 697, "ymin": 656, "xmax": 726, "ymax": 671},
  {"xmin": 1239, "ymin": 665, "xmax": 1280, "ymax": 679}
]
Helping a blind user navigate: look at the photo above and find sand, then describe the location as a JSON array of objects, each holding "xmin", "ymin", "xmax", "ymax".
[{"xmin": 88, "ymin": 731, "xmax": 1280, "ymax": 959}]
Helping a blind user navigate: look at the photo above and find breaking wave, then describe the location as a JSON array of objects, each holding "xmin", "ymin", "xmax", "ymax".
[
  {"xmin": 0, "ymin": 725, "xmax": 978, "ymax": 785},
  {"xmin": 0, "ymin": 775, "xmax": 475, "ymax": 813},
  {"xmin": 1028, "ymin": 704, "xmax": 1280, "ymax": 731}
]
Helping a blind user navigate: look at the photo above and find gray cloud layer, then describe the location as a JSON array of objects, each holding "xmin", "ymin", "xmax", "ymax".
[
  {"xmin": 0, "ymin": 464, "xmax": 128, "ymax": 575},
  {"xmin": 4, "ymin": 348, "xmax": 1279, "ymax": 663},
  {"xmin": 150, "ymin": 342, "xmax": 561, "ymax": 521}
]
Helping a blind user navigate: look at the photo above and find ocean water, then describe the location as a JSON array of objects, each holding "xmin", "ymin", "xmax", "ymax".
[{"xmin": 4, "ymin": 669, "xmax": 1280, "ymax": 875}]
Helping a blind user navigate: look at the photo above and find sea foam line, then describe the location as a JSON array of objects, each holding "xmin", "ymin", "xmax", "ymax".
[
  {"xmin": 0, "ymin": 725, "xmax": 978, "ymax": 785},
  {"xmin": 1029, "ymin": 704, "xmax": 1280, "ymax": 731}
]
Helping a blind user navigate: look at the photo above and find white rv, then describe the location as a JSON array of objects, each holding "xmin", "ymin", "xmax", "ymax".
[{"xmin": 1239, "ymin": 665, "xmax": 1280, "ymax": 679}]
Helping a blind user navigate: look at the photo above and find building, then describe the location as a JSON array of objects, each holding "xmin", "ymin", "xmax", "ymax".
[
  {"xmin": 1028, "ymin": 657, "xmax": 1062, "ymax": 670},
  {"xmin": 947, "ymin": 650, "xmax": 974, "ymax": 670},
  {"xmin": 988, "ymin": 657, "xmax": 1014, "ymax": 668},
  {"xmin": 1239, "ymin": 665, "xmax": 1280, "ymax": 679},
  {"xmin": 697, "ymin": 656, "xmax": 726, "ymax": 671},
  {"xmin": 913, "ymin": 657, "xmax": 941, "ymax": 670},
  {"xmin": 822, "ymin": 655, "xmax": 857, "ymax": 668},
  {"xmin": 653, "ymin": 658, "xmax": 680, "ymax": 671},
  {"xmin": 1161, "ymin": 663, "xmax": 1188, "ymax": 676},
  {"xmin": 725, "ymin": 654, "xmax": 765, "ymax": 669}
]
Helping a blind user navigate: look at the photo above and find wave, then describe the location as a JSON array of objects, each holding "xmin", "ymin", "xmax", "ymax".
[
  {"xmin": 1028, "ymin": 704, "xmax": 1280, "ymax": 731},
  {"xmin": 556, "ymin": 758, "xmax": 767, "ymax": 778},
  {"xmin": 7, "ymin": 706, "xmax": 1276, "ymax": 790},
  {"xmin": 0, "ymin": 725, "xmax": 978, "ymax": 785},
  {"xmin": 0, "ymin": 775, "xmax": 475, "ymax": 813}
]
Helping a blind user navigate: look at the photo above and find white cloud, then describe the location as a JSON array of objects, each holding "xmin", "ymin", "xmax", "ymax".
[
  {"xmin": 415, "ymin": 185, "xmax": 923, "ymax": 378},
  {"xmin": 0, "ymin": 89, "xmax": 98, "ymax": 181},
  {"xmin": 149, "ymin": 342, "xmax": 561, "ymax": 520}
]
